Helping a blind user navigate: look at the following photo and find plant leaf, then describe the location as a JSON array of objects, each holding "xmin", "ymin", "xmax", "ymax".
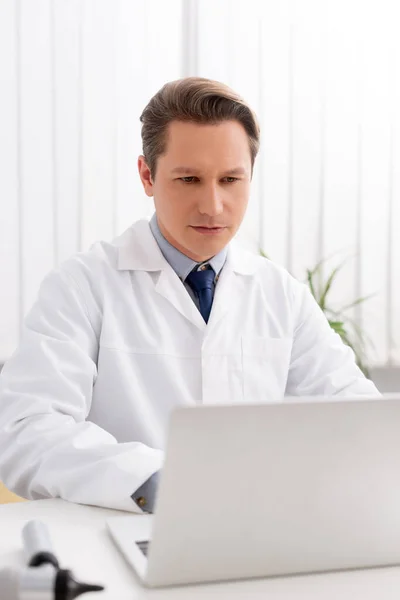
[
  {"xmin": 339, "ymin": 293, "xmax": 376, "ymax": 312},
  {"xmin": 307, "ymin": 269, "xmax": 317, "ymax": 300},
  {"xmin": 319, "ymin": 260, "xmax": 347, "ymax": 310}
]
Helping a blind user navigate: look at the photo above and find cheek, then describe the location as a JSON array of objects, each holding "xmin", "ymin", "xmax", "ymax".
[
  {"xmin": 229, "ymin": 189, "xmax": 249, "ymax": 214},
  {"xmin": 161, "ymin": 193, "xmax": 192, "ymax": 227},
  {"xmin": 155, "ymin": 185, "xmax": 180, "ymax": 213}
]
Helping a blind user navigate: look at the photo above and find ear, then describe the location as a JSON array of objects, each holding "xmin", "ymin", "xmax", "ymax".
[{"xmin": 138, "ymin": 155, "xmax": 154, "ymax": 197}]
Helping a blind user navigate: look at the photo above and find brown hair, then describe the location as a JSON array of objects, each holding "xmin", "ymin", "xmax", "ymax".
[{"xmin": 139, "ymin": 77, "xmax": 260, "ymax": 179}]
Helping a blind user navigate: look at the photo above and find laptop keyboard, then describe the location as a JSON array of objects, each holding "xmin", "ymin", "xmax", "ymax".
[{"xmin": 136, "ymin": 540, "xmax": 150, "ymax": 557}]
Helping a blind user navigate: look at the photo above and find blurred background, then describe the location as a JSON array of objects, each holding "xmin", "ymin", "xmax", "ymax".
[{"xmin": 0, "ymin": 0, "xmax": 400, "ymax": 388}]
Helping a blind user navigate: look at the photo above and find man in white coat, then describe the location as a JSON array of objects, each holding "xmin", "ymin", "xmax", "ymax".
[{"xmin": 0, "ymin": 77, "xmax": 379, "ymax": 513}]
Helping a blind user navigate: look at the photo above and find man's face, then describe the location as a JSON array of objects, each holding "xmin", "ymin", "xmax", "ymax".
[{"xmin": 138, "ymin": 120, "xmax": 252, "ymax": 262}]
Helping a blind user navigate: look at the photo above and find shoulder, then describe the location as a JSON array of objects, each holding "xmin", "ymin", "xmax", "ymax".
[
  {"xmin": 34, "ymin": 224, "xmax": 145, "ymax": 313},
  {"xmin": 52, "ymin": 221, "xmax": 145, "ymax": 289}
]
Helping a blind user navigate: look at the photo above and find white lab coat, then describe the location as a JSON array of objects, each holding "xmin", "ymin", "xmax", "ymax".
[{"xmin": 0, "ymin": 219, "xmax": 379, "ymax": 511}]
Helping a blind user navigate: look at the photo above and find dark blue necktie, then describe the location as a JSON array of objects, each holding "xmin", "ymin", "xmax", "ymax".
[{"xmin": 186, "ymin": 268, "xmax": 215, "ymax": 323}]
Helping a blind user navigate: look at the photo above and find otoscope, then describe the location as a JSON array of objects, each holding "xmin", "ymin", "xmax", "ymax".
[{"xmin": 0, "ymin": 520, "xmax": 105, "ymax": 599}]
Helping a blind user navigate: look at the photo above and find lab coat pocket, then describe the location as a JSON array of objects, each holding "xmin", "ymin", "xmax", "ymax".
[{"xmin": 241, "ymin": 336, "xmax": 292, "ymax": 403}]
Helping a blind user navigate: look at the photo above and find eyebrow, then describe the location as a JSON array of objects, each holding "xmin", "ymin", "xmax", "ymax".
[{"xmin": 170, "ymin": 166, "xmax": 247, "ymax": 176}]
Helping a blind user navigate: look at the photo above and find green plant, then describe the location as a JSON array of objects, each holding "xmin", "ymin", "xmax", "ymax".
[
  {"xmin": 305, "ymin": 258, "xmax": 374, "ymax": 377},
  {"xmin": 260, "ymin": 250, "xmax": 374, "ymax": 377}
]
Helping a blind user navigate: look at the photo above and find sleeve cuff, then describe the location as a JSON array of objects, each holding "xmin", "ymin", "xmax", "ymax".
[{"xmin": 131, "ymin": 471, "xmax": 160, "ymax": 513}]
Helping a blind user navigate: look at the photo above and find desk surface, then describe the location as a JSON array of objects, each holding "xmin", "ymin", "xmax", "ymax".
[{"xmin": 1, "ymin": 499, "xmax": 400, "ymax": 599}]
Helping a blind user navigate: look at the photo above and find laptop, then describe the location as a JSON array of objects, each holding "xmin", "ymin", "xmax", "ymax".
[{"xmin": 107, "ymin": 395, "xmax": 400, "ymax": 588}]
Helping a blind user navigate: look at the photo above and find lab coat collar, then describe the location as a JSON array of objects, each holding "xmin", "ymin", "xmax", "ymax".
[{"xmin": 116, "ymin": 219, "xmax": 259, "ymax": 276}]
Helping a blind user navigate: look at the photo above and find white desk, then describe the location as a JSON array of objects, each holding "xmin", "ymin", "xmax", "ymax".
[{"xmin": 1, "ymin": 499, "xmax": 400, "ymax": 599}]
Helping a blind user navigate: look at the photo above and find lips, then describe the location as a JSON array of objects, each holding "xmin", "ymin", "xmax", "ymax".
[
  {"xmin": 191, "ymin": 226, "xmax": 226, "ymax": 235},
  {"xmin": 191, "ymin": 226, "xmax": 226, "ymax": 230}
]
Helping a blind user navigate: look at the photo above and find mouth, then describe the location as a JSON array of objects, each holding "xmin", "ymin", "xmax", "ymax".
[{"xmin": 190, "ymin": 226, "xmax": 227, "ymax": 236}]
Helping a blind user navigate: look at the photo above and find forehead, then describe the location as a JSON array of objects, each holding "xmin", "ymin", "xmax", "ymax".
[{"xmin": 160, "ymin": 120, "xmax": 251, "ymax": 170}]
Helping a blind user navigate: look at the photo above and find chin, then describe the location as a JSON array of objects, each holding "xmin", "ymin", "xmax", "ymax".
[
  {"xmin": 191, "ymin": 240, "xmax": 226, "ymax": 258},
  {"xmin": 180, "ymin": 229, "xmax": 232, "ymax": 259}
]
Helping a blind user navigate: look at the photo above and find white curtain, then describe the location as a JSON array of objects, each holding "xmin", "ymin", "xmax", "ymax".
[{"xmin": 0, "ymin": 0, "xmax": 399, "ymax": 366}]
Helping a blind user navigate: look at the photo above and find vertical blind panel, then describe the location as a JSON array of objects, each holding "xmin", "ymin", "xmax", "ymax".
[
  {"xmin": 358, "ymin": 3, "xmax": 392, "ymax": 365},
  {"xmin": 387, "ymin": 3, "xmax": 400, "ymax": 365},
  {"xmin": 115, "ymin": 0, "xmax": 150, "ymax": 233},
  {"xmin": 53, "ymin": 0, "xmax": 81, "ymax": 263},
  {"xmin": 197, "ymin": 0, "xmax": 231, "ymax": 82},
  {"xmin": 258, "ymin": 0, "xmax": 291, "ymax": 266},
  {"xmin": 391, "ymin": 84, "xmax": 400, "ymax": 364},
  {"xmin": 321, "ymin": 0, "xmax": 360, "ymax": 316},
  {"xmin": 19, "ymin": 0, "xmax": 54, "ymax": 317},
  {"xmin": 391, "ymin": 124, "xmax": 400, "ymax": 364},
  {"xmin": 143, "ymin": 0, "xmax": 183, "ymax": 95},
  {"xmin": 81, "ymin": 0, "xmax": 116, "ymax": 249},
  {"xmin": 289, "ymin": 0, "xmax": 326, "ymax": 281},
  {"xmin": 0, "ymin": 0, "xmax": 19, "ymax": 361}
]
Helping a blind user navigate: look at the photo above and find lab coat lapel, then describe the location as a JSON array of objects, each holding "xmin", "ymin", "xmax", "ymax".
[
  {"xmin": 116, "ymin": 219, "xmax": 206, "ymax": 331},
  {"xmin": 206, "ymin": 241, "xmax": 259, "ymax": 332},
  {"xmin": 206, "ymin": 264, "xmax": 236, "ymax": 330},
  {"xmin": 154, "ymin": 269, "xmax": 206, "ymax": 331}
]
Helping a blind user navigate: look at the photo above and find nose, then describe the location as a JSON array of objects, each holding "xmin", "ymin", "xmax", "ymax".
[{"xmin": 198, "ymin": 184, "xmax": 224, "ymax": 217}]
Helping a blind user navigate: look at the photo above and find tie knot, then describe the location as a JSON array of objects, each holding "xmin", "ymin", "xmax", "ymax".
[{"xmin": 186, "ymin": 268, "xmax": 215, "ymax": 293}]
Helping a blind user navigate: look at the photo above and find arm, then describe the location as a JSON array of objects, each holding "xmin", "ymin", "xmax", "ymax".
[
  {"xmin": 285, "ymin": 280, "xmax": 380, "ymax": 397},
  {"xmin": 0, "ymin": 266, "xmax": 162, "ymax": 512}
]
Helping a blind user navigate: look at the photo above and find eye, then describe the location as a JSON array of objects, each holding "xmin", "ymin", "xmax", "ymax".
[
  {"xmin": 179, "ymin": 176, "xmax": 198, "ymax": 183},
  {"xmin": 223, "ymin": 177, "xmax": 239, "ymax": 183}
]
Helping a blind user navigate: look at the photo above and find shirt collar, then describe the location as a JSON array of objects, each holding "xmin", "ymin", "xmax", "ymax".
[{"xmin": 149, "ymin": 213, "xmax": 227, "ymax": 281}]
